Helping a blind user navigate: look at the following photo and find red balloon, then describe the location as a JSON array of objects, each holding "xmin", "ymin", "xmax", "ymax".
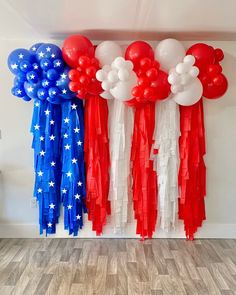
[
  {"xmin": 187, "ymin": 43, "xmax": 215, "ymax": 71},
  {"xmin": 143, "ymin": 87, "xmax": 154, "ymax": 100},
  {"xmin": 125, "ymin": 41, "xmax": 154, "ymax": 70},
  {"xmin": 132, "ymin": 86, "xmax": 143, "ymax": 97},
  {"xmin": 138, "ymin": 76, "xmax": 150, "ymax": 87},
  {"xmin": 152, "ymin": 71, "xmax": 171, "ymax": 101},
  {"xmin": 212, "ymin": 74, "xmax": 224, "ymax": 86},
  {"xmin": 139, "ymin": 57, "xmax": 152, "ymax": 70},
  {"xmin": 69, "ymin": 81, "xmax": 80, "ymax": 92},
  {"xmin": 203, "ymin": 73, "xmax": 228, "ymax": 99},
  {"xmin": 215, "ymin": 48, "xmax": 224, "ymax": 62},
  {"xmin": 62, "ymin": 35, "xmax": 94, "ymax": 68},
  {"xmin": 86, "ymin": 66, "xmax": 97, "ymax": 78},
  {"xmin": 79, "ymin": 75, "xmax": 90, "ymax": 86},
  {"xmin": 78, "ymin": 56, "xmax": 91, "ymax": 68},
  {"xmin": 77, "ymin": 88, "xmax": 87, "ymax": 98},
  {"xmin": 207, "ymin": 64, "xmax": 222, "ymax": 76},
  {"xmin": 152, "ymin": 60, "xmax": 160, "ymax": 69},
  {"xmin": 146, "ymin": 68, "xmax": 158, "ymax": 80},
  {"xmin": 68, "ymin": 69, "xmax": 80, "ymax": 82},
  {"xmin": 90, "ymin": 57, "xmax": 99, "ymax": 68}
]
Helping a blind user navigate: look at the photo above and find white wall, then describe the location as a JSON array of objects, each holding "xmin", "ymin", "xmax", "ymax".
[{"xmin": 0, "ymin": 38, "xmax": 236, "ymax": 238}]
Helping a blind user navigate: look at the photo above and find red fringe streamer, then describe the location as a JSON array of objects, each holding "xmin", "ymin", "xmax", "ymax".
[
  {"xmin": 84, "ymin": 95, "xmax": 110, "ymax": 235},
  {"xmin": 131, "ymin": 103, "xmax": 157, "ymax": 240},
  {"xmin": 178, "ymin": 99, "xmax": 206, "ymax": 240}
]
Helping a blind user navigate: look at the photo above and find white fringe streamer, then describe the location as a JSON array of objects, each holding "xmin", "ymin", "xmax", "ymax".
[
  {"xmin": 153, "ymin": 98, "xmax": 180, "ymax": 231},
  {"xmin": 108, "ymin": 100, "xmax": 133, "ymax": 233}
]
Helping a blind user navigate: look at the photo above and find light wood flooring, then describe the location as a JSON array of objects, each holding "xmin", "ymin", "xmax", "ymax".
[{"xmin": 0, "ymin": 238, "xmax": 236, "ymax": 294}]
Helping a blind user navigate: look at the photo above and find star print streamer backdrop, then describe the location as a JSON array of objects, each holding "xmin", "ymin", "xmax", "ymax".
[
  {"xmin": 8, "ymin": 43, "xmax": 86, "ymax": 236},
  {"xmin": 8, "ymin": 36, "xmax": 228, "ymax": 240}
]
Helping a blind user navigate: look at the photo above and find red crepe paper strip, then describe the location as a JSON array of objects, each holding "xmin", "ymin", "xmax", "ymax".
[
  {"xmin": 84, "ymin": 95, "xmax": 110, "ymax": 235},
  {"xmin": 178, "ymin": 99, "xmax": 206, "ymax": 240},
  {"xmin": 131, "ymin": 103, "xmax": 157, "ymax": 239}
]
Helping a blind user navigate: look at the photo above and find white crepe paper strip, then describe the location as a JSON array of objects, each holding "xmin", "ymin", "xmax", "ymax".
[
  {"xmin": 108, "ymin": 99, "xmax": 134, "ymax": 233},
  {"xmin": 153, "ymin": 98, "xmax": 180, "ymax": 231}
]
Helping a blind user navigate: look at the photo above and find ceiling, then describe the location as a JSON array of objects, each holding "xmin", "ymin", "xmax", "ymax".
[{"xmin": 1, "ymin": 0, "xmax": 236, "ymax": 41}]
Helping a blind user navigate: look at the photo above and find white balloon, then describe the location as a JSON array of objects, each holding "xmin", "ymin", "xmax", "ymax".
[
  {"xmin": 173, "ymin": 79, "xmax": 203, "ymax": 106},
  {"xmin": 102, "ymin": 80, "xmax": 112, "ymax": 91},
  {"xmin": 155, "ymin": 39, "xmax": 186, "ymax": 71},
  {"xmin": 113, "ymin": 57, "xmax": 126, "ymax": 69},
  {"xmin": 171, "ymin": 84, "xmax": 183, "ymax": 94},
  {"xmin": 100, "ymin": 91, "xmax": 114, "ymax": 100},
  {"xmin": 95, "ymin": 41, "xmax": 122, "ymax": 66},
  {"xmin": 118, "ymin": 68, "xmax": 129, "ymax": 81},
  {"xmin": 96, "ymin": 69, "xmax": 107, "ymax": 82},
  {"xmin": 110, "ymin": 72, "xmax": 137, "ymax": 101},
  {"xmin": 108, "ymin": 70, "xmax": 119, "ymax": 83},
  {"xmin": 103, "ymin": 65, "xmax": 111, "ymax": 72},
  {"xmin": 124, "ymin": 60, "xmax": 134, "ymax": 71},
  {"xmin": 183, "ymin": 55, "xmax": 195, "ymax": 66},
  {"xmin": 180, "ymin": 73, "xmax": 193, "ymax": 86},
  {"xmin": 176, "ymin": 62, "xmax": 190, "ymax": 74},
  {"xmin": 168, "ymin": 72, "xmax": 181, "ymax": 85},
  {"xmin": 189, "ymin": 66, "xmax": 199, "ymax": 78}
]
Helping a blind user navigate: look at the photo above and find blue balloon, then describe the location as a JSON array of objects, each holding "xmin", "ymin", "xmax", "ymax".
[
  {"xmin": 24, "ymin": 82, "xmax": 41, "ymax": 99},
  {"xmin": 20, "ymin": 61, "xmax": 32, "ymax": 72},
  {"xmin": 14, "ymin": 86, "xmax": 26, "ymax": 98},
  {"xmin": 42, "ymin": 78, "xmax": 54, "ymax": 88},
  {"xmin": 11, "ymin": 87, "xmax": 18, "ymax": 96},
  {"xmin": 22, "ymin": 95, "xmax": 32, "ymax": 102},
  {"xmin": 36, "ymin": 43, "xmax": 62, "ymax": 61},
  {"xmin": 26, "ymin": 71, "xmax": 39, "ymax": 83},
  {"xmin": 8, "ymin": 48, "xmax": 34, "ymax": 74},
  {"xmin": 29, "ymin": 43, "xmax": 43, "ymax": 55},
  {"xmin": 37, "ymin": 88, "xmax": 48, "ymax": 100},
  {"xmin": 46, "ymin": 69, "xmax": 59, "ymax": 81},
  {"xmin": 13, "ymin": 77, "xmax": 23, "ymax": 87},
  {"xmin": 16, "ymin": 72, "xmax": 27, "ymax": 83},
  {"xmin": 53, "ymin": 59, "xmax": 64, "ymax": 71},
  {"xmin": 40, "ymin": 58, "xmax": 52, "ymax": 71},
  {"xmin": 48, "ymin": 87, "xmax": 60, "ymax": 98},
  {"xmin": 32, "ymin": 63, "xmax": 40, "ymax": 73}
]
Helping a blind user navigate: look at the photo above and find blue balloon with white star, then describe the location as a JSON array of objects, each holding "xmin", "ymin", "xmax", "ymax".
[
  {"xmin": 29, "ymin": 43, "xmax": 43, "ymax": 55},
  {"xmin": 8, "ymin": 48, "xmax": 35, "ymax": 75},
  {"xmin": 36, "ymin": 44, "xmax": 62, "ymax": 61},
  {"xmin": 24, "ymin": 81, "xmax": 41, "ymax": 99}
]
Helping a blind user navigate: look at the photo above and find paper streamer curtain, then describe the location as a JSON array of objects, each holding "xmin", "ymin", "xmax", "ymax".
[{"xmin": 8, "ymin": 36, "xmax": 228, "ymax": 240}]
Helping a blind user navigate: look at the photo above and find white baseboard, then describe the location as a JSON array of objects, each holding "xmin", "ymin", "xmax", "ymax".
[{"xmin": 0, "ymin": 220, "xmax": 235, "ymax": 239}]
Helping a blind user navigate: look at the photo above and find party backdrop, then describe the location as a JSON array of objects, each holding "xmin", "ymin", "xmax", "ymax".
[{"xmin": 7, "ymin": 37, "xmax": 228, "ymax": 240}]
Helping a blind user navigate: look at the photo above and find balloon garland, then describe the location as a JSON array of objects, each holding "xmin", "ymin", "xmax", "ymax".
[
  {"xmin": 8, "ymin": 43, "xmax": 86, "ymax": 235},
  {"xmin": 8, "ymin": 37, "xmax": 228, "ymax": 240},
  {"xmin": 63, "ymin": 35, "xmax": 111, "ymax": 235}
]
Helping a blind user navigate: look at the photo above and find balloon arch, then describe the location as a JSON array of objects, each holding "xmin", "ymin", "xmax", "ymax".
[{"xmin": 8, "ymin": 36, "xmax": 228, "ymax": 240}]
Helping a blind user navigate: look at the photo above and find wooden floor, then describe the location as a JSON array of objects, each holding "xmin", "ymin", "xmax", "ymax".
[{"xmin": 0, "ymin": 239, "xmax": 236, "ymax": 295}]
